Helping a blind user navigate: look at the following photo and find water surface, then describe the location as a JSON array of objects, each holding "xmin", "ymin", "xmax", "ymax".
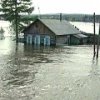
[{"xmin": 0, "ymin": 37, "xmax": 100, "ymax": 100}]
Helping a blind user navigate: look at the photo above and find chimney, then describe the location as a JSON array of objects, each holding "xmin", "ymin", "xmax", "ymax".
[{"xmin": 60, "ymin": 13, "xmax": 62, "ymax": 22}]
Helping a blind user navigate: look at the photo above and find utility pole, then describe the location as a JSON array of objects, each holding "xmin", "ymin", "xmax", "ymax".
[
  {"xmin": 15, "ymin": 0, "xmax": 18, "ymax": 43},
  {"xmin": 60, "ymin": 13, "xmax": 62, "ymax": 22},
  {"xmin": 96, "ymin": 23, "xmax": 100, "ymax": 58},
  {"xmin": 93, "ymin": 12, "xmax": 96, "ymax": 57}
]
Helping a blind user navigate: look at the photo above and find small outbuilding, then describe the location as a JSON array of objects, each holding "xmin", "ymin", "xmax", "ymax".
[
  {"xmin": 23, "ymin": 18, "xmax": 87, "ymax": 45},
  {"xmin": 70, "ymin": 33, "xmax": 88, "ymax": 45}
]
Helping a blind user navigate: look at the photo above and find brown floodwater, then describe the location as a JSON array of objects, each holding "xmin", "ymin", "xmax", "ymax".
[{"xmin": 0, "ymin": 37, "xmax": 100, "ymax": 100}]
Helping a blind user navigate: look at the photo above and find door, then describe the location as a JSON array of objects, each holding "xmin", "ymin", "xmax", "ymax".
[
  {"xmin": 44, "ymin": 36, "xmax": 50, "ymax": 46},
  {"xmin": 34, "ymin": 35, "xmax": 40, "ymax": 45},
  {"xmin": 26, "ymin": 35, "xmax": 32, "ymax": 44}
]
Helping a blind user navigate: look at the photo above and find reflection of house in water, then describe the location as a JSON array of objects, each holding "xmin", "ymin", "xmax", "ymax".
[
  {"xmin": 24, "ymin": 44, "xmax": 54, "ymax": 63},
  {"xmin": 22, "ymin": 18, "xmax": 88, "ymax": 45}
]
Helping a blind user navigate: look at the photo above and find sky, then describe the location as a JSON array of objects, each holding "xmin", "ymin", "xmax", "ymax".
[{"xmin": 32, "ymin": 0, "xmax": 100, "ymax": 14}]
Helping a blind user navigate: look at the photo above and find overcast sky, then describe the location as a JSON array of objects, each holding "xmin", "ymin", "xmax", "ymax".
[{"xmin": 33, "ymin": 0, "xmax": 100, "ymax": 14}]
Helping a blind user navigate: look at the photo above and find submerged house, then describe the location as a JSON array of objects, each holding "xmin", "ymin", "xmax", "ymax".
[{"xmin": 23, "ymin": 18, "xmax": 87, "ymax": 45}]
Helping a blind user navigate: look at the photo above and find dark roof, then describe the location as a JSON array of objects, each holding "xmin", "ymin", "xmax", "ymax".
[
  {"xmin": 73, "ymin": 33, "xmax": 88, "ymax": 39},
  {"xmin": 23, "ymin": 18, "xmax": 81, "ymax": 35}
]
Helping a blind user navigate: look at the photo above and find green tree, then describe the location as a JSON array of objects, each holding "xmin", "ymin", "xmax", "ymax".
[{"xmin": 0, "ymin": 0, "xmax": 34, "ymax": 42}]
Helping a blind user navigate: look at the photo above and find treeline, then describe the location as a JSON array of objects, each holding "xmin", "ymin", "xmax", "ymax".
[
  {"xmin": 21, "ymin": 13, "xmax": 100, "ymax": 22},
  {"xmin": 39, "ymin": 14, "xmax": 100, "ymax": 22},
  {"xmin": 0, "ymin": 13, "xmax": 100, "ymax": 22}
]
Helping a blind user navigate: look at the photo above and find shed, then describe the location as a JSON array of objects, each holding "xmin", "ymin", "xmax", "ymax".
[{"xmin": 70, "ymin": 33, "xmax": 88, "ymax": 45}]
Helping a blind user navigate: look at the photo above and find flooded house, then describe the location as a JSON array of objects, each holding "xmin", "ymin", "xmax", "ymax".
[{"xmin": 23, "ymin": 18, "xmax": 88, "ymax": 45}]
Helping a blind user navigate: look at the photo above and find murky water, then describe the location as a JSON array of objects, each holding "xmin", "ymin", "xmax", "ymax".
[{"xmin": 0, "ymin": 37, "xmax": 100, "ymax": 100}]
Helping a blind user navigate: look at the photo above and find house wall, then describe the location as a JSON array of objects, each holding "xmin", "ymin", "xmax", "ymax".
[
  {"xmin": 56, "ymin": 35, "xmax": 70, "ymax": 45},
  {"xmin": 70, "ymin": 36, "xmax": 88, "ymax": 45},
  {"xmin": 82, "ymin": 38, "xmax": 88, "ymax": 44},
  {"xmin": 24, "ymin": 20, "xmax": 56, "ymax": 45},
  {"xmin": 70, "ymin": 36, "xmax": 80, "ymax": 45}
]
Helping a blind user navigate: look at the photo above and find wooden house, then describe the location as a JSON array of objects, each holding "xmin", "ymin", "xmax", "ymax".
[{"xmin": 23, "ymin": 18, "xmax": 87, "ymax": 45}]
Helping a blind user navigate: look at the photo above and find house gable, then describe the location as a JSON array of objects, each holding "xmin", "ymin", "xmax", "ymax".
[{"xmin": 23, "ymin": 19, "xmax": 56, "ymax": 37}]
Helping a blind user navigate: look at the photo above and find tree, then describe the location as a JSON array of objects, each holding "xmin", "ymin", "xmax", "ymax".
[{"xmin": 0, "ymin": 0, "xmax": 34, "ymax": 42}]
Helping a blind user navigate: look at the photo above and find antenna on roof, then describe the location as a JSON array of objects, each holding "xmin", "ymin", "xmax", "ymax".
[{"xmin": 38, "ymin": 7, "xmax": 41, "ymax": 19}]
